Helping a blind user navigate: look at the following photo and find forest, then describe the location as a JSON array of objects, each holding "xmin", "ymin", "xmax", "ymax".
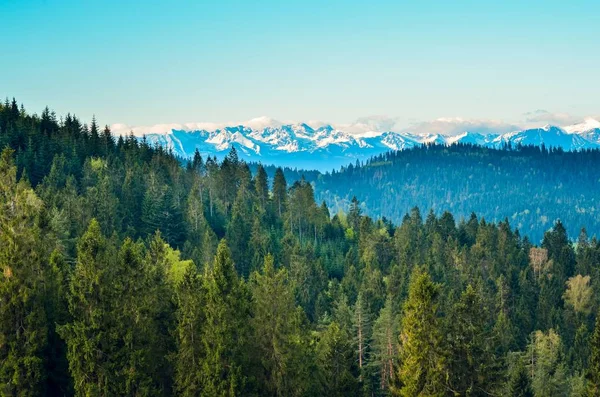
[
  {"xmin": 313, "ymin": 143, "xmax": 600, "ymax": 243},
  {"xmin": 2, "ymin": 98, "xmax": 600, "ymax": 396}
]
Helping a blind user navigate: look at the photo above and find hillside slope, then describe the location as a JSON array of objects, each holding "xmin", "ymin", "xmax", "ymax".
[{"xmin": 313, "ymin": 144, "xmax": 600, "ymax": 242}]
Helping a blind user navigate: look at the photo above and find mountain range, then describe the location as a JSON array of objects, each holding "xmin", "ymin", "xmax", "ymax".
[{"xmin": 140, "ymin": 118, "xmax": 600, "ymax": 170}]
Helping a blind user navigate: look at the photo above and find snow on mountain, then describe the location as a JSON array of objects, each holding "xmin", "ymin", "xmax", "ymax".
[
  {"xmin": 564, "ymin": 118, "xmax": 600, "ymax": 134},
  {"xmin": 139, "ymin": 120, "xmax": 600, "ymax": 171},
  {"xmin": 446, "ymin": 132, "xmax": 493, "ymax": 146},
  {"xmin": 421, "ymin": 134, "xmax": 447, "ymax": 145},
  {"xmin": 490, "ymin": 125, "xmax": 597, "ymax": 150}
]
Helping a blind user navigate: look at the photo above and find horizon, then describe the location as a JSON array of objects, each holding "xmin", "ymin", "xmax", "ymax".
[
  {"xmin": 2, "ymin": 0, "xmax": 599, "ymax": 130},
  {"xmin": 5, "ymin": 97, "xmax": 600, "ymax": 138}
]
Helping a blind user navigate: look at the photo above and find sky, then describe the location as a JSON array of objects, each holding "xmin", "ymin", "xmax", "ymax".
[{"xmin": 1, "ymin": 0, "xmax": 599, "ymax": 131}]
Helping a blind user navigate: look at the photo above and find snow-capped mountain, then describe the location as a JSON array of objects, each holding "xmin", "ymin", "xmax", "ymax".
[
  {"xmin": 489, "ymin": 125, "xmax": 596, "ymax": 150},
  {"xmin": 139, "ymin": 118, "xmax": 600, "ymax": 171}
]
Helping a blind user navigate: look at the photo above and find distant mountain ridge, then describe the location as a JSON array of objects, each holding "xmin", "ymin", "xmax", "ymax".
[{"xmin": 141, "ymin": 119, "xmax": 600, "ymax": 170}]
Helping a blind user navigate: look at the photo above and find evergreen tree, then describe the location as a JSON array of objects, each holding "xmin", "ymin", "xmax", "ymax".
[
  {"xmin": 58, "ymin": 219, "xmax": 115, "ymax": 396},
  {"xmin": 370, "ymin": 297, "xmax": 397, "ymax": 393},
  {"xmin": 0, "ymin": 148, "xmax": 49, "ymax": 396},
  {"xmin": 352, "ymin": 292, "xmax": 371, "ymax": 383},
  {"xmin": 394, "ymin": 268, "xmax": 446, "ymax": 397},
  {"xmin": 347, "ymin": 196, "xmax": 362, "ymax": 232},
  {"xmin": 507, "ymin": 359, "xmax": 534, "ymax": 397},
  {"xmin": 250, "ymin": 254, "xmax": 311, "ymax": 396},
  {"xmin": 447, "ymin": 284, "xmax": 497, "ymax": 395},
  {"xmin": 317, "ymin": 321, "xmax": 358, "ymax": 396},
  {"xmin": 173, "ymin": 265, "xmax": 204, "ymax": 396},
  {"xmin": 587, "ymin": 314, "xmax": 600, "ymax": 395},
  {"xmin": 199, "ymin": 240, "xmax": 250, "ymax": 396},
  {"xmin": 254, "ymin": 164, "xmax": 269, "ymax": 210},
  {"xmin": 272, "ymin": 167, "xmax": 287, "ymax": 218}
]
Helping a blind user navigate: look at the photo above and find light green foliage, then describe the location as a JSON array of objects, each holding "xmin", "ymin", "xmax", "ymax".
[
  {"xmin": 527, "ymin": 329, "xmax": 569, "ymax": 397},
  {"xmin": 564, "ymin": 274, "xmax": 593, "ymax": 315},
  {"xmin": 163, "ymin": 244, "xmax": 195, "ymax": 285},
  {"xmin": 0, "ymin": 148, "xmax": 48, "ymax": 396},
  {"xmin": 395, "ymin": 268, "xmax": 446, "ymax": 397}
]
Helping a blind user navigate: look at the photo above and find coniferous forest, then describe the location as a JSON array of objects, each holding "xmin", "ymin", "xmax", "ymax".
[
  {"xmin": 4, "ymin": 98, "xmax": 600, "ymax": 397},
  {"xmin": 311, "ymin": 144, "xmax": 600, "ymax": 243}
]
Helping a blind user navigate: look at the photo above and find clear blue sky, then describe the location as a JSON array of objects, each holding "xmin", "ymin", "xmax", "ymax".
[{"xmin": 1, "ymin": 0, "xmax": 599, "ymax": 127}]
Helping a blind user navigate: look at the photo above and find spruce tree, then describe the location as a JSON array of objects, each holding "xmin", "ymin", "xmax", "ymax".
[
  {"xmin": 250, "ymin": 254, "xmax": 311, "ymax": 396},
  {"xmin": 0, "ymin": 148, "xmax": 49, "ymax": 396},
  {"xmin": 199, "ymin": 240, "xmax": 250, "ymax": 396},
  {"xmin": 371, "ymin": 297, "xmax": 397, "ymax": 393},
  {"xmin": 507, "ymin": 360, "xmax": 534, "ymax": 397},
  {"xmin": 447, "ymin": 284, "xmax": 497, "ymax": 395},
  {"xmin": 272, "ymin": 167, "xmax": 287, "ymax": 218},
  {"xmin": 317, "ymin": 321, "xmax": 358, "ymax": 396},
  {"xmin": 394, "ymin": 268, "xmax": 446, "ymax": 397},
  {"xmin": 58, "ymin": 219, "xmax": 114, "ymax": 396},
  {"xmin": 173, "ymin": 265, "xmax": 205, "ymax": 396},
  {"xmin": 254, "ymin": 164, "xmax": 269, "ymax": 210},
  {"xmin": 587, "ymin": 314, "xmax": 600, "ymax": 395}
]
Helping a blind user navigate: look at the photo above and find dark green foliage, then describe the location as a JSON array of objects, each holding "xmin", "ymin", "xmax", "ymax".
[
  {"xmin": 173, "ymin": 265, "xmax": 204, "ymax": 396},
  {"xmin": 250, "ymin": 254, "xmax": 313, "ymax": 396},
  {"xmin": 199, "ymin": 240, "xmax": 250, "ymax": 396},
  {"xmin": 507, "ymin": 359, "xmax": 534, "ymax": 397},
  {"xmin": 588, "ymin": 314, "xmax": 600, "ymax": 395}
]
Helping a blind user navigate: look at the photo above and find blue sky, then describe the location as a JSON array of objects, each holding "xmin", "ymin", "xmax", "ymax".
[{"xmin": 1, "ymin": 0, "xmax": 599, "ymax": 129}]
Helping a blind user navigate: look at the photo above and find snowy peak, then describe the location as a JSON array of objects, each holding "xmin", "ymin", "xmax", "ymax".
[
  {"xmin": 491, "ymin": 125, "xmax": 596, "ymax": 150},
  {"xmin": 445, "ymin": 131, "xmax": 491, "ymax": 146},
  {"xmin": 141, "ymin": 120, "xmax": 600, "ymax": 170},
  {"xmin": 564, "ymin": 118, "xmax": 600, "ymax": 134}
]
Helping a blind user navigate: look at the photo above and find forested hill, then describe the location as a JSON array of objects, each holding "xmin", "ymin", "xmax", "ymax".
[
  {"xmin": 4, "ymin": 98, "xmax": 600, "ymax": 396},
  {"xmin": 314, "ymin": 144, "xmax": 600, "ymax": 243}
]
